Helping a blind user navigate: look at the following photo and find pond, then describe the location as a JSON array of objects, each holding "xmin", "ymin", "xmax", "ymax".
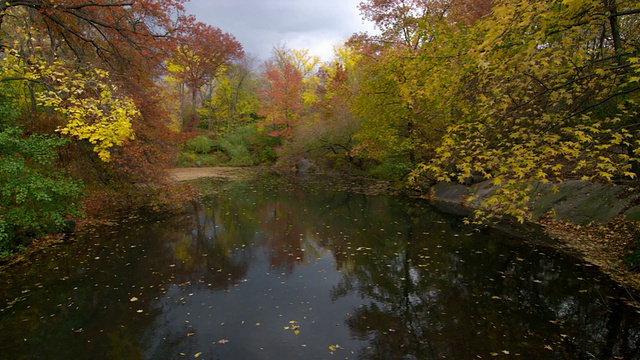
[{"xmin": 1, "ymin": 175, "xmax": 639, "ymax": 359}]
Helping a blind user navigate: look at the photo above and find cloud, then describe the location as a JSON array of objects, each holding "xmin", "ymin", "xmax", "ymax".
[{"xmin": 184, "ymin": 0, "xmax": 375, "ymax": 61}]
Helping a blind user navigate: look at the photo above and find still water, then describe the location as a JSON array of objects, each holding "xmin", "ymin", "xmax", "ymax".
[{"xmin": 1, "ymin": 176, "xmax": 639, "ymax": 359}]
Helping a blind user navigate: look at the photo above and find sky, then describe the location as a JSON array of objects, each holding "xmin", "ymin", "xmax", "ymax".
[{"xmin": 184, "ymin": 0, "xmax": 376, "ymax": 62}]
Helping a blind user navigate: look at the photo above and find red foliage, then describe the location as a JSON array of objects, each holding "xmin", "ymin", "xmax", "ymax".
[
  {"xmin": 171, "ymin": 20, "xmax": 244, "ymax": 113},
  {"xmin": 358, "ymin": 0, "xmax": 494, "ymax": 47},
  {"xmin": 257, "ymin": 61, "xmax": 304, "ymax": 139}
]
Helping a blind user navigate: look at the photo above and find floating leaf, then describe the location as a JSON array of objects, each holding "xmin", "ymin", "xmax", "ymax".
[
  {"xmin": 218, "ymin": 339, "xmax": 230, "ymax": 344},
  {"xmin": 194, "ymin": 352, "xmax": 202, "ymax": 358},
  {"xmin": 130, "ymin": 297, "xmax": 138, "ymax": 302}
]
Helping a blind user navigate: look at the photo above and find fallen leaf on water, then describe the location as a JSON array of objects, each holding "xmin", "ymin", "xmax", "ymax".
[
  {"xmin": 130, "ymin": 297, "xmax": 138, "ymax": 302},
  {"xmin": 218, "ymin": 339, "xmax": 230, "ymax": 344},
  {"xmin": 194, "ymin": 352, "xmax": 202, "ymax": 358}
]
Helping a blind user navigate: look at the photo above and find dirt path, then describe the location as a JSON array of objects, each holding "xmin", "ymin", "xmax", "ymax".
[{"xmin": 169, "ymin": 167, "xmax": 265, "ymax": 181}]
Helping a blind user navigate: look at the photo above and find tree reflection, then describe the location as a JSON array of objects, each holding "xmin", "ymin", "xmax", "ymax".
[
  {"xmin": 1, "ymin": 177, "xmax": 639, "ymax": 359},
  {"xmin": 325, "ymin": 199, "xmax": 640, "ymax": 359}
]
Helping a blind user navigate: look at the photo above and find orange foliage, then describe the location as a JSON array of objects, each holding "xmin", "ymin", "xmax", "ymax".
[{"xmin": 257, "ymin": 61, "xmax": 304, "ymax": 139}]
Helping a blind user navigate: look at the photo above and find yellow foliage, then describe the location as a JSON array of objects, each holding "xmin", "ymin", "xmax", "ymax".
[
  {"xmin": 0, "ymin": 49, "xmax": 138, "ymax": 162},
  {"xmin": 43, "ymin": 68, "xmax": 138, "ymax": 161}
]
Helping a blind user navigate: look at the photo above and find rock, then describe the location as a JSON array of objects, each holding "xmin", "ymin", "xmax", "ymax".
[
  {"xmin": 431, "ymin": 179, "xmax": 639, "ymax": 226},
  {"xmin": 432, "ymin": 182, "xmax": 469, "ymax": 203}
]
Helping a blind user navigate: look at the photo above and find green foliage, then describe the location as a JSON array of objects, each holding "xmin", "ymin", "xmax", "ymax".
[
  {"xmin": 0, "ymin": 126, "xmax": 84, "ymax": 254},
  {"xmin": 368, "ymin": 157, "xmax": 413, "ymax": 182},
  {"xmin": 184, "ymin": 135, "xmax": 217, "ymax": 154},
  {"xmin": 176, "ymin": 125, "xmax": 279, "ymax": 167},
  {"xmin": 218, "ymin": 125, "xmax": 279, "ymax": 166}
]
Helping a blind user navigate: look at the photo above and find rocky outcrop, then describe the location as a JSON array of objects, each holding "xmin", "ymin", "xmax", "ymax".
[{"xmin": 431, "ymin": 180, "xmax": 640, "ymax": 225}]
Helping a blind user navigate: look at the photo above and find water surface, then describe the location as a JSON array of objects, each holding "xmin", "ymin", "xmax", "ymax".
[{"xmin": 1, "ymin": 176, "xmax": 639, "ymax": 359}]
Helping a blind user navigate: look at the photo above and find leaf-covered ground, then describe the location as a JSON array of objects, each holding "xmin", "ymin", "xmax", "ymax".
[{"xmin": 538, "ymin": 214, "xmax": 640, "ymax": 306}]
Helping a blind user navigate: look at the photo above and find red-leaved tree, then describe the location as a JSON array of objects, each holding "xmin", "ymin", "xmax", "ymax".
[{"xmin": 257, "ymin": 61, "xmax": 304, "ymax": 140}]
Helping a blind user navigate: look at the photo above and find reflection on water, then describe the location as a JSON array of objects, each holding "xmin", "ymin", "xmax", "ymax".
[{"xmin": 1, "ymin": 176, "xmax": 639, "ymax": 359}]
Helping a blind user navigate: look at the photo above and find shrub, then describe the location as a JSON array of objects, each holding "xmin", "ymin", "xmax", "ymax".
[
  {"xmin": 0, "ymin": 126, "xmax": 84, "ymax": 255},
  {"xmin": 184, "ymin": 135, "xmax": 216, "ymax": 154},
  {"xmin": 368, "ymin": 157, "xmax": 413, "ymax": 182}
]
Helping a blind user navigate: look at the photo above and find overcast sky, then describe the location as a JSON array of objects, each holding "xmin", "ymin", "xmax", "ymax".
[{"xmin": 184, "ymin": 0, "xmax": 376, "ymax": 62}]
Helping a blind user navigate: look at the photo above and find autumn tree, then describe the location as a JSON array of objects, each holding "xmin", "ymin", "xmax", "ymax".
[
  {"xmin": 201, "ymin": 55, "xmax": 260, "ymax": 134},
  {"xmin": 289, "ymin": 46, "xmax": 364, "ymax": 170},
  {"xmin": 257, "ymin": 49, "xmax": 305, "ymax": 140},
  {"xmin": 167, "ymin": 21, "xmax": 243, "ymax": 117},
  {"xmin": 0, "ymin": 0, "xmax": 234, "ymax": 250},
  {"xmin": 0, "ymin": 0, "xmax": 189, "ymax": 71},
  {"xmin": 412, "ymin": 0, "xmax": 640, "ymax": 222},
  {"xmin": 349, "ymin": 0, "xmax": 491, "ymax": 179}
]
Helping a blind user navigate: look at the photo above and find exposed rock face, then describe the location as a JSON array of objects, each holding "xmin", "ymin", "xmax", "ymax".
[{"xmin": 431, "ymin": 180, "xmax": 640, "ymax": 225}]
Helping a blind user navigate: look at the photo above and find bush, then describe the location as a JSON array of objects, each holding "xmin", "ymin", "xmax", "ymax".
[
  {"xmin": 184, "ymin": 135, "xmax": 216, "ymax": 154},
  {"xmin": 368, "ymin": 157, "xmax": 413, "ymax": 182},
  {"xmin": 218, "ymin": 125, "xmax": 281, "ymax": 166},
  {"xmin": 174, "ymin": 152, "xmax": 229, "ymax": 167},
  {"xmin": 0, "ymin": 126, "xmax": 84, "ymax": 255}
]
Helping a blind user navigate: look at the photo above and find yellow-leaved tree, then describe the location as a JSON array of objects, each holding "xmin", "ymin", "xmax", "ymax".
[
  {"xmin": 37, "ymin": 65, "xmax": 138, "ymax": 162},
  {"xmin": 1, "ymin": 48, "xmax": 138, "ymax": 162},
  {"xmin": 412, "ymin": 0, "xmax": 640, "ymax": 223}
]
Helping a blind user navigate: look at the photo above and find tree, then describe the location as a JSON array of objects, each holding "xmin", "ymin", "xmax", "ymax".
[
  {"xmin": 412, "ymin": 0, "xmax": 640, "ymax": 222},
  {"xmin": 350, "ymin": 0, "xmax": 487, "ymax": 179},
  {"xmin": 287, "ymin": 47, "xmax": 364, "ymax": 170},
  {"xmin": 201, "ymin": 56, "xmax": 260, "ymax": 134},
  {"xmin": 0, "ymin": 127, "xmax": 83, "ymax": 249},
  {"xmin": 167, "ymin": 21, "xmax": 243, "ymax": 116},
  {"xmin": 257, "ymin": 53, "xmax": 304, "ymax": 140},
  {"xmin": 0, "ymin": 0, "xmax": 188, "ymax": 71}
]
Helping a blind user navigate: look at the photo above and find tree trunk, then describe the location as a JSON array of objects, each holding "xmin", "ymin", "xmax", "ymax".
[
  {"xmin": 606, "ymin": 1, "xmax": 622, "ymax": 58},
  {"xmin": 191, "ymin": 87, "xmax": 197, "ymax": 115}
]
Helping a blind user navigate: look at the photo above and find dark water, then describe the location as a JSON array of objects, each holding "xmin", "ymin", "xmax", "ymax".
[{"xmin": 1, "ymin": 176, "xmax": 639, "ymax": 359}]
